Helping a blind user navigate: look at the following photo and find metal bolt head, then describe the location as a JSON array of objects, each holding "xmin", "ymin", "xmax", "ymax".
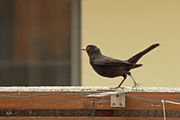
[{"xmin": 112, "ymin": 103, "xmax": 116, "ymax": 105}]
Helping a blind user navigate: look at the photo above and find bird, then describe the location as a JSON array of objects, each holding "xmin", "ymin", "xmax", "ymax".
[{"xmin": 81, "ymin": 43, "xmax": 160, "ymax": 89}]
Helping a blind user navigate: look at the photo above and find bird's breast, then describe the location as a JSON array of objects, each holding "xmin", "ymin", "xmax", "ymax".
[{"xmin": 91, "ymin": 65, "xmax": 127, "ymax": 78}]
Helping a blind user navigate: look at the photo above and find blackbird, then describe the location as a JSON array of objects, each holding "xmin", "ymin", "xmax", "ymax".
[{"xmin": 82, "ymin": 43, "xmax": 160, "ymax": 88}]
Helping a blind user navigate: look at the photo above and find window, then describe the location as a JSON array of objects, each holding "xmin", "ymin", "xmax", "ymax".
[{"xmin": 0, "ymin": 0, "xmax": 81, "ymax": 86}]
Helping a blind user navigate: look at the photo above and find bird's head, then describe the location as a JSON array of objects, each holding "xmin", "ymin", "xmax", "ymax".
[{"xmin": 81, "ymin": 45, "xmax": 101, "ymax": 57}]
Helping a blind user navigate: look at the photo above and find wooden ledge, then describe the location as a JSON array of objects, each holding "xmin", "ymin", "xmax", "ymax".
[
  {"xmin": 0, "ymin": 86, "xmax": 179, "ymax": 92},
  {"xmin": 0, "ymin": 87, "xmax": 179, "ymax": 119}
]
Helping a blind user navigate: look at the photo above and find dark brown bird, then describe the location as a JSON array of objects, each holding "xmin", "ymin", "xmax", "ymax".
[{"xmin": 82, "ymin": 43, "xmax": 160, "ymax": 89}]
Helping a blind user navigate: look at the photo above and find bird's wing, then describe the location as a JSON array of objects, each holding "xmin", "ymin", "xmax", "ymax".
[{"xmin": 92, "ymin": 56, "xmax": 132, "ymax": 66}]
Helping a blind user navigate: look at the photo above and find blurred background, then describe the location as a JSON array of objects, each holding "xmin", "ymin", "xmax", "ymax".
[
  {"xmin": 0, "ymin": 0, "xmax": 180, "ymax": 87},
  {"xmin": 81, "ymin": 0, "xmax": 180, "ymax": 87},
  {"xmin": 0, "ymin": 0, "xmax": 81, "ymax": 86}
]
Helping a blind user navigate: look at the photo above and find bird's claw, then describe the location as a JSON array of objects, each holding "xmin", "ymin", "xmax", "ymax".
[
  {"xmin": 131, "ymin": 83, "xmax": 139, "ymax": 91},
  {"xmin": 109, "ymin": 86, "xmax": 125, "ymax": 90},
  {"xmin": 116, "ymin": 86, "xmax": 125, "ymax": 89}
]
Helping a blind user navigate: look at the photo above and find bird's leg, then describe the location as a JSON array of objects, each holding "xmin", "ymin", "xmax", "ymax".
[
  {"xmin": 116, "ymin": 74, "xmax": 127, "ymax": 88},
  {"xmin": 128, "ymin": 73, "xmax": 139, "ymax": 90}
]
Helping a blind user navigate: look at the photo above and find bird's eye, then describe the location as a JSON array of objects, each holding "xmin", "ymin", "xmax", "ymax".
[{"xmin": 86, "ymin": 47, "xmax": 90, "ymax": 51}]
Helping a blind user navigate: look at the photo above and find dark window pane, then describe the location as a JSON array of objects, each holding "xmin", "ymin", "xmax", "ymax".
[{"xmin": 0, "ymin": 0, "xmax": 71, "ymax": 86}]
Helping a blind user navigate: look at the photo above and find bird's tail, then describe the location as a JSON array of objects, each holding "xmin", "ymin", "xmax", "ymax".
[{"xmin": 127, "ymin": 43, "xmax": 160, "ymax": 64}]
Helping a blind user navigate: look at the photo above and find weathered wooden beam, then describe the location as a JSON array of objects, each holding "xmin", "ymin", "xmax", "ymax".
[
  {"xmin": 0, "ymin": 117, "xmax": 179, "ymax": 120},
  {"xmin": 0, "ymin": 109, "xmax": 179, "ymax": 117},
  {"xmin": 0, "ymin": 92, "xmax": 179, "ymax": 110},
  {"xmin": 0, "ymin": 87, "xmax": 179, "ymax": 118}
]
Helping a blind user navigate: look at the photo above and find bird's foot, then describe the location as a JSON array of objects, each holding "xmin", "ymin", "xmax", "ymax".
[
  {"xmin": 131, "ymin": 83, "xmax": 139, "ymax": 91},
  {"xmin": 115, "ymin": 86, "xmax": 125, "ymax": 89},
  {"xmin": 109, "ymin": 86, "xmax": 125, "ymax": 90}
]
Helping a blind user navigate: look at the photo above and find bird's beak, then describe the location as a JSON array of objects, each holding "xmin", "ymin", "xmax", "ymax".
[{"xmin": 81, "ymin": 47, "xmax": 86, "ymax": 51}]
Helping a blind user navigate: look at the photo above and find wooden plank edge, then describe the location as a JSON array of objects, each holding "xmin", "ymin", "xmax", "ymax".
[
  {"xmin": 0, "ymin": 87, "xmax": 179, "ymax": 92},
  {"xmin": 0, "ymin": 117, "xmax": 179, "ymax": 120}
]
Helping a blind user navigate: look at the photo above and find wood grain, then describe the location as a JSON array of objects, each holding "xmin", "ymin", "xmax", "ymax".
[
  {"xmin": 0, "ymin": 92, "xmax": 179, "ymax": 110},
  {"xmin": 0, "ymin": 117, "xmax": 179, "ymax": 120}
]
